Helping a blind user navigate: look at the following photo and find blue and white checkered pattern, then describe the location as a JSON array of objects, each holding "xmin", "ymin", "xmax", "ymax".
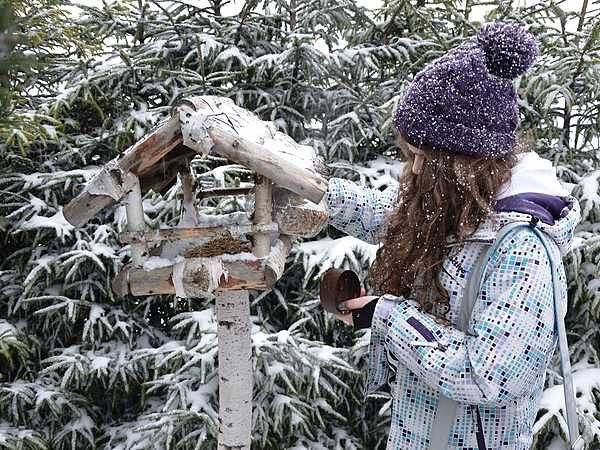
[{"xmin": 325, "ymin": 177, "xmax": 581, "ymax": 450}]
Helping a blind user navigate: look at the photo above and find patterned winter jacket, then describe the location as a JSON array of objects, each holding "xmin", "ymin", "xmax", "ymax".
[{"xmin": 325, "ymin": 176, "xmax": 581, "ymax": 450}]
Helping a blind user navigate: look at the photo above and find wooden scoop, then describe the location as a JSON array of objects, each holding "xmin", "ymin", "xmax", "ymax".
[{"xmin": 319, "ymin": 269, "xmax": 362, "ymax": 314}]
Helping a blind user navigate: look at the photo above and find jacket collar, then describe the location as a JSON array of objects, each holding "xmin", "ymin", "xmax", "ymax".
[{"xmin": 456, "ymin": 195, "xmax": 581, "ymax": 256}]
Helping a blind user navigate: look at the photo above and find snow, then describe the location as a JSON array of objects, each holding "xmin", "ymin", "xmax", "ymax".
[
  {"xmin": 534, "ymin": 368, "xmax": 600, "ymax": 441},
  {"xmin": 578, "ymin": 170, "xmax": 600, "ymax": 220},
  {"xmin": 143, "ymin": 256, "xmax": 173, "ymax": 270},
  {"xmin": 0, "ymin": 422, "xmax": 40, "ymax": 444},
  {"xmin": 42, "ymin": 124, "xmax": 58, "ymax": 139},
  {"xmin": 18, "ymin": 168, "xmax": 98, "ymax": 190},
  {"xmin": 328, "ymin": 157, "xmax": 404, "ymax": 192},
  {"xmin": 185, "ymin": 310, "xmax": 216, "ymax": 333},
  {"xmin": 195, "ymin": 211, "xmax": 248, "ymax": 227},
  {"xmin": 90, "ymin": 242, "xmax": 116, "ymax": 259},
  {"xmin": 251, "ymin": 330, "xmax": 269, "ymax": 348},
  {"xmin": 266, "ymin": 361, "xmax": 286, "ymax": 377},
  {"xmin": 215, "ymin": 47, "xmax": 249, "ymax": 67},
  {"xmin": 197, "ymin": 164, "xmax": 251, "ymax": 187},
  {"xmin": 315, "ymin": 346, "xmax": 334, "ymax": 362},
  {"xmin": 276, "ymin": 329, "xmax": 290, "ymax": 345},
  {"xmin": 249, "ymin": 53, "xmax": 283, "ymax": 69},
  {"xmin": 130, "ymin": 103, "xmax": 159, "ymax": 127},
  {"xmin": 88, "ymin": 305, "xmax": 104, "ymax": 322},
  {"xmin": 188, "ymin": 379, "xmax": 218, "ymax": 419},
  {"xmin": 355, "ymin": 157, "xmax": 405, "ymax": 190},
  {"xmin": 89, "ymin": 355, "xmax": 111, "ymax": 371},
  {"xmin": 297, "ymin": 236, "xmax": 378, "ymax": 280},
  {"xmin": 19, "ymin": 209, "xmax": 74, "ymax": 238},
  {"xmin": 0, "ymin": 321, "xmax": 17, "ymax": 343},
  {"xmin": 28, "ymin": 195, "xmax": 48, "ymax": 212},
  {"xmin": 220, "ymin": 252, "xmax": 256, "ymax": 262}
]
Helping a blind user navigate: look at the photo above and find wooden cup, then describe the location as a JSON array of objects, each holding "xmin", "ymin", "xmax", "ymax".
[{"xmin": 319, "ymin": 268, "xmax": 362, "ymax": 314}]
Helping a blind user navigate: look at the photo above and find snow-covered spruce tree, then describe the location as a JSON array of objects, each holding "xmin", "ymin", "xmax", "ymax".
[
  {"xmin": 1, "ymin": 1, "xmax": 387, "ymax": 449},
  {"xmin": 1, "ymin": 1, "xmax": 599, "ymax": 449}
]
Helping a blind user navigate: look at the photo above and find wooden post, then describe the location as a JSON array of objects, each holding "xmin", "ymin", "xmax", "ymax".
[
  {"xmin": 252, "ymin": 175, "xmax": 273, "ymax": 258},
  {"xmin": 124, "ymin": 173, "xmax": 147, "ymax": 266},
  {"xmin": 216, "ymin": 290, "xmax": 252, "ymax": 450},
  {"xmin": 180, "ymin": 171, "xmax": 199, "ymax": 226},
  {"xmin": 215, "ymin": 175, "xmax": 272, "ymax": 450}
]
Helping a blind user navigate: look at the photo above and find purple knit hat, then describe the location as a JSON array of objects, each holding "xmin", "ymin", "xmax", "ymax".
[{"xmin": 393, "ymin": 21, "xmax": 539, "ymax": 158}]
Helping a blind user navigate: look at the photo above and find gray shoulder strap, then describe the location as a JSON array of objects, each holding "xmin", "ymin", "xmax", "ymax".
[
  {"xmin": 459, "ymin": 244, "xmax": 492, "ymax": 331},
  {"xmin": 429, "ymin": 242, "xmax": 491, "ymax": 449},
  {"xmin": 529, "ymin": 226, "xmax": 584, "ymax": 450}
]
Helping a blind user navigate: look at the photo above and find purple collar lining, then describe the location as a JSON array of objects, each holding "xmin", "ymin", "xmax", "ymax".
[{"xmin": 494, "ymin": 192, "xmax": 569, "ymax": 226}]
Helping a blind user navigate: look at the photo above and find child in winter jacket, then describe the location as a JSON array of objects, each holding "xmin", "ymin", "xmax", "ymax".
[{"xmin": 325, "ymin": 21, "xmax": 581, "ymax": 450}]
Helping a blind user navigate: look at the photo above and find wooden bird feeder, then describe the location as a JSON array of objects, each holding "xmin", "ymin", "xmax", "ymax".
[{"xmin": 62, "ymin": 96, "xmax": 329, "ymax": 449}]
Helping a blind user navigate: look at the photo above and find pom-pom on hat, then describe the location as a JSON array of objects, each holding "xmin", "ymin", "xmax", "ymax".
[{"xmin": 393, "ymin": 21, "xmax": 539, "ymax": 158}]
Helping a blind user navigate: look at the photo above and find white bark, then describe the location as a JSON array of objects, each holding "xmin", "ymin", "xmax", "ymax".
[
  {"xmin": 180, "ymin": 171, "xmax": 199, "ymax": 226},
  {"xmin": 264, "ymin": 236, "xmax": 292, "ymax": 287},
  {"xmin": 253, "ymin": 175, "xmax": 273, "ymax": 258},
  {"xmin": 63, "ymin": 114, "xmax": 182, "ymax": 227},
  {"xmin": 124, "ymin": 173, "xmax": 147, "ymax": 266},
  {"xmin": 216, "ymin": 290, "xmax": 252, "ymax": 450},
  {"xmin": 177, "ymin": 96, "xmax": 328, "ymax": 204}
]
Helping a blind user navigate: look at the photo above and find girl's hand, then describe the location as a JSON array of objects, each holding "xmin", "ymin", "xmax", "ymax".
[{"xmin": 334, "ymin": 292, "xmax": 379, "ymax": 326}]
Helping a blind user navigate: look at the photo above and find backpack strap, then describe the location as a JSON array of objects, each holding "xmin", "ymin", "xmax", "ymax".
[
  {"xmin": 429, "ymin": 243, "xmax": 490, "ymax": 450},
  {"xmin": 527, "ymin": 225, "xmax": 584, "ymax": 450},
  {"xmin": 474, "ymin": 222, "xmax": 583, "ymax": 450},
  {"xmin": 429, "ymin": 221, "xmax": 583, "ymax": 450}
]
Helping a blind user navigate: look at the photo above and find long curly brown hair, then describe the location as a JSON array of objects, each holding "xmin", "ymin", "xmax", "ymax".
[{"xmin": 369, "ymin": 132, "xmax": 523, "ymax": 321}]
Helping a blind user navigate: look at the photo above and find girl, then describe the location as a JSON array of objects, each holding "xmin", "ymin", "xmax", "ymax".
[{"xmin": 324, "ymin": 22, "xmax": 581, "ymax": 449}]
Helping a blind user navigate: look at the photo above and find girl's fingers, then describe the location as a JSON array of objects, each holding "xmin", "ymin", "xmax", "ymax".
[{"xmin": 339, "ymin": 295, "xmax": 378, "ymax": 310}]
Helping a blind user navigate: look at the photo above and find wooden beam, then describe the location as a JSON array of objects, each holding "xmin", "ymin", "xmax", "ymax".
[
  {"xmin": 118, "ymin": 256, "xmax": 266, "ymax": 297},
  {"xmin": 63, "ymin": 114, "xmax": 182, "ymax": 227},
  {"xmin": 138, "ymin": 145, "xmax": 195, "ymax": 194},
  {"xmin": 119, "ymin": 222, "xmax": 278, "ymax": 244},
  {"xmin": 252, "ymin": 174, "xmax": 272, "ymax": 258},
  {"xmin": 180, "ymin": 170, "xmax": 199, "ymax": 226},
  {"xmin": 208, "ymin": 128, "xmax": 327, "ymax": 204},
  {"xmin": 120, "ymin": 114, "xmax": 183, "ymax": 175},
  {"xmin": 124, "ymin": 173, "xmax": 148, "ymax": 266},
  {"xmin": 63, "ymin": 165, "xmax": 128, "ymax": 228},
  {"xmin": 197, "ymin": 187, "xmax": 253, "ymax": 199}
]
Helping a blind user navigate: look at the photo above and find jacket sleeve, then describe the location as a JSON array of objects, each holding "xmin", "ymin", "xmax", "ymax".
[
  {"xmin": 324, "ymin": 177, "xmax": 399, "ymax": 244},
  {"xmin": 378, "ymin": 227, "xmax": 559, "ymax": 406}
]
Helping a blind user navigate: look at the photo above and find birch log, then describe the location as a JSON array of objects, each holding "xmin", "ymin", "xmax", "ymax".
[
  {"xmin": 63, "ymin": 114, "xmax": 182, "ymax": 227},
  {"xmin": 272, "ymin": 187, "xmax": 328, "ymax": 238},
  {"xmin": 214, "ymin": 176, "xmax": 273, "ymax": 449},
  {"xmin": 177, "ymin": 96, "xmax": 328, "ymax": 204},
  {"xmin": 114, "ymin": 256, "xmax": 266, "ymax": 296},
  {"xmin": 119, "ymin": 222, "xmax": 278, "ymax": 244},
  {"xmin": 209, "ymin": 130, "xmax": 327, "ymax": 204},
  {"xmin": 124, "ymin": 174, "xmax": 147, "ymax": 266},
  {"xmin": 252, "ymin": 175, "xmax": 273, "ymax": 258},
  {"xmin": 264, "ymin": 236, "xmax": 292, "ymax": 288},
  {"xmin": 216, "ymin": 290, "xmax": 252, "ymax": 450}
]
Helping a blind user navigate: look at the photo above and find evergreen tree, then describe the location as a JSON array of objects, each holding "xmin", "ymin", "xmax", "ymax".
[{"xmin": 0, "ymin": 1, "xmax": 599, "ymax": 449}]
